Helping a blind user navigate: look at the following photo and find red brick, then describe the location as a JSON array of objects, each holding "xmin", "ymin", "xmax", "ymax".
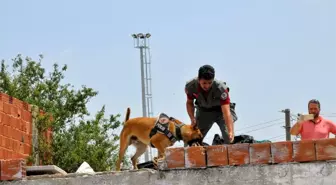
[
  {"xmin": 10, "ymin": 105, "xmax": 18, "ymax": 118},
  {"xmin": 12, "ymin": 98, "xmax": 23, "ymax": 110},
  {"xmin": 10, "ymin": 128, "xmax": 18, "ymax": 141},
  {"xmin": 10, "ymin": 116, "xmax": 19, "ymax": 130},
  {"xmin": 5, "ymin": 126, "xmax": 12, "ymax": 138},
  {"xmin": 0, "ymin": 136, "xmax": 5, "ymax": 148},
  {"xmin": 271, "ymin": 141, "xmax": 293, "ymax": 163},
  {"xmin": 249, "ymin": 143, "xmax": 271, "ymax": 164},
  {"xmin": 3, "ymin": 149, "xmax": 11, "ymax": 159},
  {"xmin": 8, "ymin": 96, "xmax": 13, "ymax": 104},
  {"xmin": 3, "ymin": 114, "xmax": 10, "ymax": 126},
  {"xmin": 11, "ymin": 152, "xmax": 22, "ymax": 159},
  {"xmin": 0, "ymin": 148, "xmax": 13, "ymax": 160},
  {"xmin": 0, "ymin": 111, "xmax": 3, "ymax": 123},
  {"xmin": 17, "ymin": 130, "xmax": 23, "ymax": 142},
  {"xmin": 3, "ymin": 127, "xmax": 10, "ymax": 140},
  {"xmin": 22, "ymin": 110, "xmax": 32, "ymax": 123},
  {"xmin": 26, "ymin": 122, "xmax": 32, "ymax": 135},
  {"xmin": 24, "ymin": 144, "xmax": 31, "ymax": 155},
  {"xmin": 228, "ymin": 143, "xmax": 250, "ymax": 165},
  {"xmin": 206, "ymin": 145, "xmax": 228, "ymax": 167},
  {"xmin": 19, "ymin": 143, "xmax": 24, "ymax": 154},
  {"xmin": 25, "ymin": 134, "xmax": 32, "ymax": 145},
  {"xmin": 0, "ymin": 159, "xmax": 26, "ymax": 180},
  {"xmin": 165, "ymin": 147, "xmax": 185, "ymax": 169},
  {"xmin": 185, "ymin": 146, "xmax": 206, "ymax": 168},
  {"xmin": 3, "ymin": 103, "xmax": 11, "ymax": 115},
  {"xmin": 293, "ymin": 140, "xmax": 316, "ymax": 162},
  {"xmin": 315, "ymin": 138, "xmax": 336, "ymax": 161},
  {"xmin": 12, "ymin": 140, "xmax": 20, "ymax": 153},
  {"xmin": 0, "ymin": 122, "xmax": 3, "ymax": 136},
  {"xmin": 0, "ymin": 93, "xmax": 9, "ymax": 103},
  {"xmin": 4, "ymin": 137, "xmax": 12, "ymax": 150},
  {"xmin": 0, "ymin": 100, "xmax": 3, "ymax": 112},
  {"xmin": 22, "ymin": 102, "xmax": 31, "ymax": 112},
  {"xmin": 19, "ymin": 120, "xmax": 24, "ymax": 132},
  {"xmin": 17, "ymin": 108, "xmax": 22, "ymax": 120},
  {"xmin": 0, "ymin": 147, "xmax": 4, "ymax": 159}
]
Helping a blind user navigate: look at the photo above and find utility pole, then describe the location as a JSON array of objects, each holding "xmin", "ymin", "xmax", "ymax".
[
  {"xmin": 131, "ymin": 33, "xmax": 154, "ymax": 162},
  {"xmin": 284, "ymin": 109, "xmax": 291, "ymax": 141}
]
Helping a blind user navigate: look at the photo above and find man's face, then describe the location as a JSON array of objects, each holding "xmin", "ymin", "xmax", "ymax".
[
  {"xmin": 198, "ymin": 79, "xmax": 213, "ymax": 91},
  {"xmin": 308, "ymin": 103, "xmax": 320, "ymax": 118}
]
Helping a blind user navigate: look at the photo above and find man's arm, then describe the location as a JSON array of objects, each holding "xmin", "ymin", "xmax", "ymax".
[
  {"xmin": 327, "ymin": 120, "xmax": 336, "ymax": 135},
  {"xmin": 219, "ymin": 89, "xmax": 234, "ymax": 142},
  {"xmin": 290, "ymin": 121, "xmax": 303, "ymax": 135},
  {"xmin": 185, "ymin": 88, "xmax": 196, "ymax": 125}
]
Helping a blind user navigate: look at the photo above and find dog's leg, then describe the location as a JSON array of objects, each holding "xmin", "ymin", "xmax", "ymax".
[
  {"xmin": 150, "ymin": 135, "xmax": 171, "ymax": 162},
  {"xmin": 149, "ymin": 135, "xmax": 168, "ymax": 169},
  {"xmin": 131, "ymin": 141, "xmax": 147, "ymax": 170},
  {"xmin": 115, "ymin": 131, "xmax": 130, "ymax": 171}
]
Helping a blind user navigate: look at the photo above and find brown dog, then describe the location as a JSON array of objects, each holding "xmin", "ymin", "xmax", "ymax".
[{"xmin": 115, "ymin": 107, "xmax": 203, "ymax": 171}]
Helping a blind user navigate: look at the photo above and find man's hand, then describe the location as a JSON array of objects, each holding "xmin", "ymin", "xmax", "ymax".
[
  {"xmin": 290, "ymin": 120, "xmax": 303, "ymax": 136},
  {"xmin": 228, "ymin": 131, "xmax": 234, "ymax": 143},
  {"xmin": 191, "ymin": 117, "xmax": 197, "ymax": 127}
]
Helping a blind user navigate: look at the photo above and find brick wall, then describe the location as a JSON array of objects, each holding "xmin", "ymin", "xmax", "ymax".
[
  {"xmin": 0, "ymin": 158, "xmax": 26, "ymax": 181},
  {"xmin": 0, "ymin": 92, "xmax": 52, "ymax": 162},
  {"xmin": 160, "ymin": 138, "xmax": 336, "ymax": 170}
]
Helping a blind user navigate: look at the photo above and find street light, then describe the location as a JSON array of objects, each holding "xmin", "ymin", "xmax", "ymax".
[
  {"xmin": 131, "ymin": 33, "xmax": 151, "ymax": 39},
  {"xmin": 131, "ymin": 32, "xmax": 154, "ymax": 163}
]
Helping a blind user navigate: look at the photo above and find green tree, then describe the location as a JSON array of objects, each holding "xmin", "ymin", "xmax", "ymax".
[{"xmin": 0, "ymin": 54, "xmax": 130, "ymax": 172}]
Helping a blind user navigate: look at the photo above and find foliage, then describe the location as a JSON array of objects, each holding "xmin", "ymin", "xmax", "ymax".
[{"xmin": 0, "ymin": 54, "xmax": 130, "ymax": 172}]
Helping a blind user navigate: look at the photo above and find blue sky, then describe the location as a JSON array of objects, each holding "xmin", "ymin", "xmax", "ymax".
[{"xmin": 1, "ymin": 0, "xmax": 335, "ymax": 161}]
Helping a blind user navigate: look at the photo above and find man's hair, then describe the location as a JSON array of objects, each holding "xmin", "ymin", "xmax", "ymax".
[
  {"xmin": 308, "ymin": 99, "xmax": 321, "ymax": 109},
  {"xmin": 198, "ymin": 65, "xmax": 215, "ymax": 80}
]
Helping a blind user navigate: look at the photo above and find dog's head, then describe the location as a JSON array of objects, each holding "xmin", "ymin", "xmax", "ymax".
[
  {"xmin": 168, "ymin": 117, "xmax": 203, "ymax": 146},
  {"xmin": 182, "ymin": 124, "xmax": 204, "ymax": 147}
]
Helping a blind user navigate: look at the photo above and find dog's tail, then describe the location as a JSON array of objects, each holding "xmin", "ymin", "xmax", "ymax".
[{"xmin": 124, "ymin": 107, "xmax": 131, "ymax": 124}]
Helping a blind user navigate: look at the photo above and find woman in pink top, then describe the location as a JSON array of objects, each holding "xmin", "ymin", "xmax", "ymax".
[{"xmin": 290, "ymin": 99, "xmax": 336, "ymax": 140}]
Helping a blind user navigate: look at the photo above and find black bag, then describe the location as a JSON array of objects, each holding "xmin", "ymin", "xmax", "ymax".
[
  {"xmin": 233, "ymin": 134, "xmax": 255, "ymax": 144},
  {"xmin": 211, "ymin": 134, "xmax": 255, "ymax": 145}
]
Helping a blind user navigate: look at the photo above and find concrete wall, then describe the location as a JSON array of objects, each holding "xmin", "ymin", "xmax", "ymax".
[
  {"xmin": 2, "ymin": 92, "xmax": 336, "ymax": 184},
  {"xmin": 2, "ymin": 138, "xmax": 336, "ymax": 184},
  {"xmin": 1, "ymin": 161, "xmax": 336, "ymax": 185}
]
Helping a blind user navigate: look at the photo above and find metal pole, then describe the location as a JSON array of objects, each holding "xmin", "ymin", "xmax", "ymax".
[
  {"xmin": 139, "ymin": 47, "xmax": 147, "ymax": 118},
  {"xmin": 285, "ymin": 109, "xmax": 291, "ymax": 141},
  {"xmin": 132, "ymin": 33, "xmax": 153, "ymax": 162},
  {"xmin": 139, "ymin": 46, "xmax": 149, "ymax": 162}
]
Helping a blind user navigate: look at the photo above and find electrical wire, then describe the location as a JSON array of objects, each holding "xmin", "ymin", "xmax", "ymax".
[
  {"xmin": 236, "ymin": 118, "xmax": 284, "ymax": 132},
  {"xmin": 267, "ymin": 134, "xmax": 285, "ymax": 140},
  {"xmin": 325, "ymin": 115, "xmax": 336, "ymax": 118},
  {"xmin": 238, "ymin": 121, "xmax": 284, "ymax": 134}
]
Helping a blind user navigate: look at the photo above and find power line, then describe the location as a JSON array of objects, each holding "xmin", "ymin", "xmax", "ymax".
[
  {"xmin": 236, "ymin": 118, "xmax": 284, "ymax": 132},
  {"xmin": 267, "ymin": 134, "xmax": 285, "ymax": 140},
  {"xmin": 325, "ymin": 116, "xmax": 336, "ymax": 118},
  {"xmin": 238, "ymin": 121, "xmax": 284, "ymax": 134},
  {"xmin": 321, "ymin": 113, "xmax": 336, "ymax": 115}
]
